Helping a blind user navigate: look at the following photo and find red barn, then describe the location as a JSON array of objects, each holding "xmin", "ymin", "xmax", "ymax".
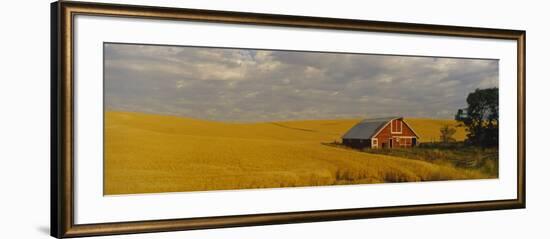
[{"xmin": 341, "ymin": 117, "xmax": 420, "ymax": 149}]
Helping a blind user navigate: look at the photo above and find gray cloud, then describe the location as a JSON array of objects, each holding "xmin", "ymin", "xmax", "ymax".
[{"xmin": 104, "ymin": 43, "xmax": 498, "ymax": 122}]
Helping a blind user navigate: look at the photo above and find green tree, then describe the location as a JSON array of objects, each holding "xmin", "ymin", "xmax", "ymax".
[
  {"xmin": 440, "ymin": 124, "xmax": 457, "ymax": 143},
  {"xmin": 455, "ymin": 108, "xmax": 465, "ymax": 121},
  {"xmin": 456, "ymin": 88, "xmax": 499, "ymax": 147}
]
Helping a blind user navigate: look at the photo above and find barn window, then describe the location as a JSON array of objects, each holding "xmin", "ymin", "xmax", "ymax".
[
  {"xmin": 401, "ymin": 138, "xmax": 412, "ymax": 147},
  {"xmin": 391, "ymin": 120, "xmax": 402, "ymax": 134},
  {"xmin": 372, "ymin": 138, "xmax": 378, "ymax": 147}
]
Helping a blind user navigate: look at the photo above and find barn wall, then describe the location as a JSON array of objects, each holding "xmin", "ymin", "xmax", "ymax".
[
  {"xmin": 342, "ymin": 138, "xmax": 371, "ymax": 149},
  {"xmin": 374, "ymin": 119, "xmax": 417, "ymax": 148}
]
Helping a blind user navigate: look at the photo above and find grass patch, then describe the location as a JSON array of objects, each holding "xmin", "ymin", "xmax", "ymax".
[{"xmin": 361, "ymin": 143, "xmax": 498, "ymax": 177}]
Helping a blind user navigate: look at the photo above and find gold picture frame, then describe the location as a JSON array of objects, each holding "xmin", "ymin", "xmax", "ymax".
[{"xmin": 51, "ymin": 1, "xmax": 526, "ymax": 237}]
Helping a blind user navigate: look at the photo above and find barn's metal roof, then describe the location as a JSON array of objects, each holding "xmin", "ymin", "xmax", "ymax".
[{"xmin": 341, "ymin": 116, "xmax": 402, "ymax": 139}]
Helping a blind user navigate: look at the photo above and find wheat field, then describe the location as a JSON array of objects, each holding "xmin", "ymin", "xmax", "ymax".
[
  {"xmin": 404, "ymin": 118, "xmax": 467, "ymax": 143},
  {"xmin": 105, "ymin": 111, "xmax": 482, "ymax": 195}
]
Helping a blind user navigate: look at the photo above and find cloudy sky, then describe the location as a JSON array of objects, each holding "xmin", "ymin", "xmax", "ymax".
[{"xmin": 104, "ymin": 43, "xmax": 498, "ymax": 122}]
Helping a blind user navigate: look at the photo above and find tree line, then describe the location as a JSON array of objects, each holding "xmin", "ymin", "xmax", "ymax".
[{"xmin": 454, "ymin": 87, "xmax": 499, "ymax": 147}]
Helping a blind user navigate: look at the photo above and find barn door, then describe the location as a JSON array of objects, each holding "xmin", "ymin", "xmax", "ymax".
[{"xmin": 389, "ymin": 139, "xmax": 393, "ymax": 148}]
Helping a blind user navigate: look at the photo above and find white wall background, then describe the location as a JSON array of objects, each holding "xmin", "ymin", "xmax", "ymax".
[{"xmin": 0, "ymin": 0, "xmax": 547, "ymax": 238}]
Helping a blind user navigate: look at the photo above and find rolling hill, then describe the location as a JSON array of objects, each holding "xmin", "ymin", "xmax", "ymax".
[{"xmin": 105, "ymin": 111, "xmax": 479, "ymax": 195}]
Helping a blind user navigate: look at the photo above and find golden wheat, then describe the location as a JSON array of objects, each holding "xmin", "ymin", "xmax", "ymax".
[
  {"xmin": 404, "ymin": 118, "xmax": 467, "ymax": 143},
  {"xmin": 105, "ymin": 111, "xmax": 485, "ymax": 195}
]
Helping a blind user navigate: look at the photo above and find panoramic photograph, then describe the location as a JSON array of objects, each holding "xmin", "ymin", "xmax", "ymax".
[{"xmin": 103, "ymin": 43, "xmax": 499, "ymax": 195}]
